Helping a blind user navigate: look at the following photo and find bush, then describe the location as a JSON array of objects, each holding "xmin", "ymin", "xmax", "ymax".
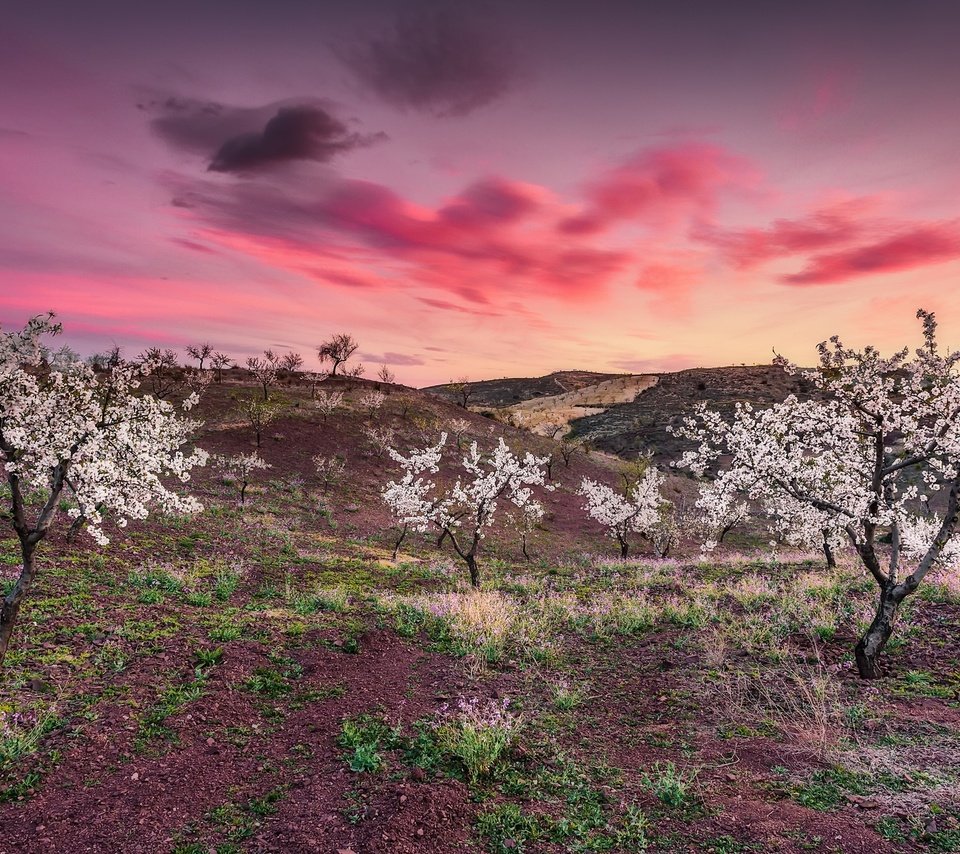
[{"xmin": 435, "ymin": 697, "xmax": 522, "ymax": 783}]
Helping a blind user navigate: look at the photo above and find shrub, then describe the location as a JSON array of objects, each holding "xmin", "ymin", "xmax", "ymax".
[{"xmin": 435, "ymin": 697, "xmax": 522, "ymax": 783}]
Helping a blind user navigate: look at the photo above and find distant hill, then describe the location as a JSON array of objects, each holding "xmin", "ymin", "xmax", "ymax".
[
  {"xmin": 424, "ymin": 370, "xmax": 624, "ymax": 408},
  {"xmin": 425, "ymin": 364, "xmax": 818, "ymax": 464},
  {"xmin": 568, "ymin": 364, "xmax": 818, "ymax": 463}
]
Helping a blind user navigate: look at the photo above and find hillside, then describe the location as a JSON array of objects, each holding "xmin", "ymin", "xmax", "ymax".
[
  {"xmin": 426, "ymin": 364, "xmax": 818, "ymax": 465},
  {"xmin": 3, "ymin": 373, "xmax": 959, "ymax": 854},
  {"xmin": 569, "ymin": 364, "xmax": 819, "ymax": 463},
  {"xmin": 425, "ymin": 370, "xmax": 624, "ymax": 408}
]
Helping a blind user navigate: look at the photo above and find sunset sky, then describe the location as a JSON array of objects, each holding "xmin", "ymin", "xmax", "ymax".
[{"xmin": 4, "ymin": 0, "xmax": 960, "ymax": 385}]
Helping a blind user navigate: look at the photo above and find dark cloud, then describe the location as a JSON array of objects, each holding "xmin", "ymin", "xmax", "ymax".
[
  {"xmin": 339, "ymin": 8, "xmax": 515, "ymax": 117},
  {"xmin": 209, "ymin": 106, "xmax": 386, "ymax": 173},
  {"xmin": 145, "ymin": 96, "xmax": 386, "ymax": 173},
  {"xmin": 145, "ymin": 96, "xmax": 276, "ymax": 154}
]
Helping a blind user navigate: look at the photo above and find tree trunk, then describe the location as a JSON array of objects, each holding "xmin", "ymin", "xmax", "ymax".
[
  {"xmin": 466, "ymin": 553, "xmax": 480, "ymax": 588},
  {"xmin": 855, "ymin": 585, "xmax": 901, "ymax": 679},
  {"xmin": 521, "ymin": 534, "xmax": 530, "ymax": 562},
  {"xmin": 0, "ymin": 541, "xmax": 36, "ymax": 668},
  {"xmin": 618, "ymin": 535, "xmax": 629, "ymax": 559},
  {"xmin": 823, "ymin": 534, "xmax": 837, "ymax": 569},
  {"xmin": 392, "ymin": 525, "xmax": 407, "ymax": 561}
]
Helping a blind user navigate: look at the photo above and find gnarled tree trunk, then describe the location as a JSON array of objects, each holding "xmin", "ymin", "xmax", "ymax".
[
  {"xmin": 0, "ymin": 540, "xmax": 36, "ymax": 668},
  {"xmin": 822, "ymin": 533, "xmax": 837, "ymax": 569},
  {"xmin": 465, "ymin": 553, "xmax": 480, "ymax": 588},
  {"xmin": 854, "ymin": 583, "xmax": 905, "ymax": 679}
]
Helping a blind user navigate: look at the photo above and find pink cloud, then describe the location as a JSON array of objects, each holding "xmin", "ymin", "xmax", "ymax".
[
  {"xmin": 635, "ymin": 258, "xmax": 704, "ymax": 314},
  {"xmin": 777, "ymin": 66, "xmax": 856, "ymax": 131},
  {"xmin": 438, "ymin": 177, "xmax": 548, "ymax": 228},
  {"xmin": 695, "ymin": 197, "xmax": 880, "ymax": 269},
  {"xmin": 783, "ymin": 222, "xmax": 960, "ymax": 285},
  {"xmin": 169, "ymin": 167, "xmax": 636, "ymax": 303},
  {"xmin": 558, "ymin": 142, "xmax": 760, "ymax": 235},
  {"xmin": 693, "ymin": 196, "xmax": 960, "ymax": 286}
]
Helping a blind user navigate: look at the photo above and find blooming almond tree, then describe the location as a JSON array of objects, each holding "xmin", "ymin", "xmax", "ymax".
[
  {"xmin": 233, "ymin": 393, "xmax": 281, "ymax": 448},
  {"xmin": 312, "ymin": 454, "xmax": 346, "ymax": 493},
  {"xmin": 314, "ymin": 390, "xmax": 344, "ymax": 422},
  {"xmin": 245, "ymin": 352, "xmax": 280, "ymax": 400},
  {"xmin": 215, "ymin": 451, "xmax": 270, "ymax": 504},
  {"xmin": 579, "ymin": 468, "xmax": 668, "ymax": 558},
  {"xmin": 359, "ymin": 390, "xmax": 386, "ymax": 415},
  {"xmin": 0, "ymin": 315, "xmax": 208, "ymax": 665},
  {"xmin": 383, "ymin": 434, "xmax": 551, "ymax": 585},
  {"xmin": 448, "ymin": 417, "xmax": 471, "ymax": 449},
  {"xmin": 506, "ymin": 501, "xmax": 545, "ymax": 561},
  {"xmin": 696, "ymin": 470, "xmax": 843, "ymax": 563},
  {"xmin": 382, "ymin": 434, "xmax": 446, "ymax": 560},
  {"xmin": 676, "ymin": 310, "xmax": 960, "ymax": 678}
]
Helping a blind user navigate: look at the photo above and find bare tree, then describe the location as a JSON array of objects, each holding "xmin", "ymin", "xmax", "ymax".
[
  {"xmin": 448, "ymin": 376, "xmax": 474, "ymax": 409},
  {"xmin": 139, "ymin": 347, "xmax": 182, "ymax": 400},
  {"xmin": 210, "ymin": 352, "xmax": 232, "ymax": 383},
  {"xmin": 281, "ymin": 352, "xmax": 304, "ymax": 373},
  {"xmin": 377, "ymin": 364, "xmax": 396, "ymax": 384},
  {"xmin": 233, "ymin": 393, "xmax": 281, "ymax": 447},
  {"xmin": 559, "ymin": 436, "xmax": 587, "ymax": 468},
  {"xmin": 317, "ymin": 333, "xmax": 359, "ymax": 376},
  {"xmin": 87, "ymin": 345, "xmax": 124, "ymax": 371},
  {"xmin": 186, "ymin": 343, "xmax": 213, "ymax": 371}
]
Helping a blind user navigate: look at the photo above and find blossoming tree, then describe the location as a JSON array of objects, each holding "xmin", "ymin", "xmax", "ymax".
[
  {"xmin": 382, "ymin": 433, "xmax": 551, "ymax": 585},
  {"xmin": 579, "ymin": 468, "xmax": 668, "ymax": 558},
  {"xmin": 215, "ymin": 451, "xmax": 271, "ymax": 504},
  {"xmin": 314, "ymin": 390, "xmax": 344, "ymax": 422},
  {"xmin": 0, "ymin": 315, "xmax": 208, "ymax": 666},
  {"xmin": 245, "ymin": 351, "xmax": 280, "ymax": 400},
  {"xmin": 676, "ymin": 310, "xmax": 960, "ymax": 678}
]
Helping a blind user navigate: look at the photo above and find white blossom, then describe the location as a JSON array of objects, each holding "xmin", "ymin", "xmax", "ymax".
[
  {"xmin": 0, "ymin": 315, "xmax": 208, "ymax": 546},
  {"xmin": 673, "ymin": 309, "xmax": 960, "ymax": 676},
  {"xmin": 359, "ymin": 390, "xmax": 386, "ymax": 413},
  {"xmin": 382, "ymin": 434, "xmax": 551, "ymax": 583},
  {"xmin": 0, "ymin": 315, "xmax": 208, "ymax": 663},
  {"xmin": 579, "ymin": 468, "xmax": 667, "ymax": 557},
  {"xmin": 314, "ymin": 390, "xmax": 345, "ymax": 421}
]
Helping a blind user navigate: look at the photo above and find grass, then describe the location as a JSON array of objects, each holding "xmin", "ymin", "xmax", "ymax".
[
  {"xmin": 244, "ymin": 654, "xmax": 303, "ymax": 699},
  {"xmin": 641, "ymin": 760, "xmax": 699, "ymax": 810},
  {"xmin": 2, "ymin": 449, "xmax": 959, "ymax": 853},
  {"xmin": 135, "ymin": 678, "xmax": 207, "ymax": 752}
]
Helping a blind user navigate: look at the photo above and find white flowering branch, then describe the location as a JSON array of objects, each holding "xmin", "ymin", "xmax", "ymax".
[
  {"xmin": 382, "ymin": 434, "xmax": 551, "ymax": 585},
  {"xmin": 0, "ymin": 314, "xmax": 208, "ymax": 665},
  {"xmin": 674, "ymin": 309, "xmax": 960, "ymax": 678}
]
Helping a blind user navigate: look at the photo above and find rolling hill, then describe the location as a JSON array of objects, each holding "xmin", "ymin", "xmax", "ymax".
[{"xmin": 425, "ymin": 364, "xmax": 818, "ymax": 464}]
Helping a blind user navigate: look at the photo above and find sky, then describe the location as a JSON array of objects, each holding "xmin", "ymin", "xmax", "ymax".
[{"xmin": 3, "ymin": 0, "xmax": 960, "ymax": 385}]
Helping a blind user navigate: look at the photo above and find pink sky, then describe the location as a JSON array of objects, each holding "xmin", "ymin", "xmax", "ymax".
[{"xmin": 3, "ymin": 1, "xmax": 960, "ymax": 384}]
